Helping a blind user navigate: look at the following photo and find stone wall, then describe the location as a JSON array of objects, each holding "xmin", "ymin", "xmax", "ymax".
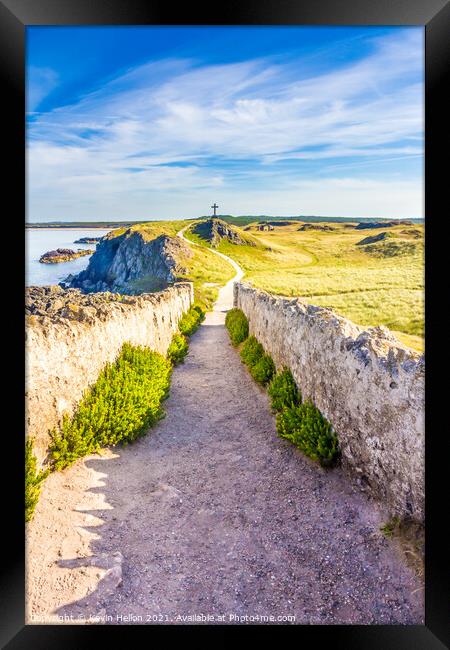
[
  {"xmin": 234, "ymin": 282, "xmax": 424, "ymax": 522},
  {"xmin": 26, "ymin": 282, "xmax": 193, "ymax": 466}
]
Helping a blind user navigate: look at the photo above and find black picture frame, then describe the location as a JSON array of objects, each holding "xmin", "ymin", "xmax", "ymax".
[{"xmin": 2, "ymin": 0, "xmax": 449, "ymax": 647}]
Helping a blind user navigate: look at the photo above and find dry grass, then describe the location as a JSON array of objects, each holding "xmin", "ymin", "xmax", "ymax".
[{"xmin": 380, "ymin": 516, "xmax": 424, "ymax": 579}]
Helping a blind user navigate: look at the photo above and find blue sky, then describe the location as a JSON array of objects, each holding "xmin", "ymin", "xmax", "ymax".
[{"xmin": 26, "ymin": 26, "xmax": 424, "ymax": 221}]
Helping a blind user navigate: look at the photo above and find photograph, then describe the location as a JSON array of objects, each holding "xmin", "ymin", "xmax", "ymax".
[{"xmin": 24, "ymin": 23, "xmax": 427, "ymax": 627}]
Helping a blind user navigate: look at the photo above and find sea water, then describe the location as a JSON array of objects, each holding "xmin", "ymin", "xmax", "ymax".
[{"xmin": 25, "ymin": 229, "xmax": 111, "ymax": 287}]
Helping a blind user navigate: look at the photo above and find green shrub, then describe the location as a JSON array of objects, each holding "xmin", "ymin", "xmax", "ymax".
[
  {"xmin": 178, "ymin": 305, "xmax": 205, "ymax": 337},
  {"xmin": 225, "ymin": 308, "xmax": 249, "ymax": 346},
  {"xmin": 167, "ymin": 333, "xmax": 189, "ymax": 365},
  {"xmin": 249, "ymin": 353, "xmax": 276, "ymax": 385},
  {"xmin": 276, "ymin": 401, "xmax": 339, "ymax": 467},
  {"xmin": 192, "ymin": 304, "xmax": 206, "ymax": 320},
  {"xmin": 239, "ymin": 335, "xmax": 274, "ymax": 385},
  {"xmin": 25, "ymin": 438, "xmax": 49, "ymax": 522},
  {"xmin": 240, "ymin": 336, "xmax": 264, "ymax": 367},
  {"xmin": 268, "ymin": 369, "xmax": 301, "ymax": 412},
  {"xmin": 49, "ymin": 343, "xmax": 172, "ymax": 470}
]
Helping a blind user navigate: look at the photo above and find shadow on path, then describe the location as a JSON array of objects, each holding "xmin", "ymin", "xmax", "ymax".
[{"xmin": 53, "ymin": 318, "xmax": 424, "ymax": 625}]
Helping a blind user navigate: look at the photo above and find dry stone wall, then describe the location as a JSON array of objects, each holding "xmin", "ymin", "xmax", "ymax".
[
  {"xmin": 26, "ymin": 282, "xmax": 193, "ymax": 466},
  {"xmin": 234, "ymin": 282, "xmax": 424, "ymax": 522}
]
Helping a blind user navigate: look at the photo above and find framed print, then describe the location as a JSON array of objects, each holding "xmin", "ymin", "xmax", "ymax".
[{"xmin": 1, "ymin": 0, "xmax": 449, "ymax": 647}]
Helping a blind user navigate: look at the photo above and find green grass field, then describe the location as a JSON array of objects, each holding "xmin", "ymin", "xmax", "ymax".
[{"xmin": 191, "ymin": 220, "xmax": 424, "ymax": 352}]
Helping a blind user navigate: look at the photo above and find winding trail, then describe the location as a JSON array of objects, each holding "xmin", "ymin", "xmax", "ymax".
[
  {"xmin": 177, "ymin": 224, "xmax": 244, "ymax": 310},
  {"xmin": 26, "ymin": 229, "xmax": 423, "ymax": 625}
]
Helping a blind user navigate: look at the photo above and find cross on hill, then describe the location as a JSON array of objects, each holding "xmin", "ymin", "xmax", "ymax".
[{"xmin": 211, "ymin": 203, "xmax": 219, "ymax": 217}]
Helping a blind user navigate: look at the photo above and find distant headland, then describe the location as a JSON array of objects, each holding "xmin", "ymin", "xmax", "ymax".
[{"xmin": 26, "ymin": 215, "xmax": 424, "ymax": 229}]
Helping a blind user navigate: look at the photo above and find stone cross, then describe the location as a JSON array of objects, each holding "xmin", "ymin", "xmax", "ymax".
[{"xmin": 211, "ymin": 203, "xmax": 219, "ymax": 217}]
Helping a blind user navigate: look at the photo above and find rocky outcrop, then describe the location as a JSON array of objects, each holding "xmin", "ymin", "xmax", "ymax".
[
  {"xmin": 363, "ymin": 240, "xmax": 417, "ymax": 258},
  {"xmin": 74, "ymin": 237, "xmax": 102, "ymax": 244},
  {"xmin": 234, "ymin": 282, "xmax": 424, "ymax": 522},
  {"xmin": 192, "ymin": 218, "xmax": 255, "ymax": 247},
  {"xmin": 298, "ymin": 224, "xmax": 335, "ymax": 232},
  {"xmin": 26, "ymin": 282, "xmax": 194, "ymax": 466},
  {"xmin": 39, "ymin": 248, "xmax": 93, "ymax": 264},
  {"xmin": 355, "ymin": 220, "xmax": 412, "ymax": 230},
  {"xmin": 70, "ymin": 229, "xmax": 192, "ymax": 293},
  {"xmin": 356, "ymin": 232, "xmax": 390, "ymax": 246},
  {"xmin": 400, "ymin": 228, "xmax": 422, "ymax": 239}
]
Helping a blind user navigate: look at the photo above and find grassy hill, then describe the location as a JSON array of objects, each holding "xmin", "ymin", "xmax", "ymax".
[{"xmin": 186, "ymin": 217, "xmax": 265, "ymax": 249}]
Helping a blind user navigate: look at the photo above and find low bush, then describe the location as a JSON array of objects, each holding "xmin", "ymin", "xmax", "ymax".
[
  {"xmin": 178, "ymin": 305, "xmax": 205, "ymax": 337},
  {"xmin": 167, "ymin": 333, "xmax": 189, "ymax": 365},
  {"xmin": 239, "ymin": 334, "xmax": 275, "ymax": 385},
  {"xmin": 192, "ymin": 304, "xmax": 205, "ymax": 319},
  {"xmin": 225, "ymin": 308, "xmax": 249, "ymax": 346},
  {"xmin": 276, "ymin": 400, "xmax": 339, "ymax": 467},
  {"xmin": 25, "ymin": 438, "xmax": 49, "ymax": 522},
  {"xmin": 268, "ymin": 369, "xmax": 301, "ymax": 412},
  {"xmin": 249, "ymin": 353, "xmax": 276, "ymax": 385},
  {"xmin": 49, "ymin": 343, "xmax": 172, "ymax": 470},
  {"xmin": 240, "ymin": 335, "xmax": 264, "ymax": 367}
]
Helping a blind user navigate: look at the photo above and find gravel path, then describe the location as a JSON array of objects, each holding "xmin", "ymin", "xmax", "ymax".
[{"xmin": 26, "ymin": 243, "xmax": 423, "ymax": 625}]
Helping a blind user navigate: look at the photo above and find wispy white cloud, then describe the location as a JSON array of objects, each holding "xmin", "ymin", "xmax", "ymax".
[
  {"xmin": 27, "ymin": 29, "xmax": 424, "ymax": 220},
  {"xmin": 26, "ymin": 66, "xmax": 59, "ymax": 112}
]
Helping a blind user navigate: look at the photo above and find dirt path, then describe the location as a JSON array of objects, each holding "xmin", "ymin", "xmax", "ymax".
[
  {"xmin": 26, "ymin": 240, "xmax": 423, "ymax": 626},
  {"xmin": 177, "ymin": 224, "xmax": 244, "ymax": 300}
]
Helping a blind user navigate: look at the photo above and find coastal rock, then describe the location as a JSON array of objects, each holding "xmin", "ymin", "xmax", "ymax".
[
  {"xmin": 39, "ymin": 248, "xmax": 94, "ymax": 264},
  {"xmin": 74, "ymin": 237, "xmax": 103, "ymax": 244},
  {"xmin": 70, "ymin": 229, "xmax": 192, "ymax": 293}
]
